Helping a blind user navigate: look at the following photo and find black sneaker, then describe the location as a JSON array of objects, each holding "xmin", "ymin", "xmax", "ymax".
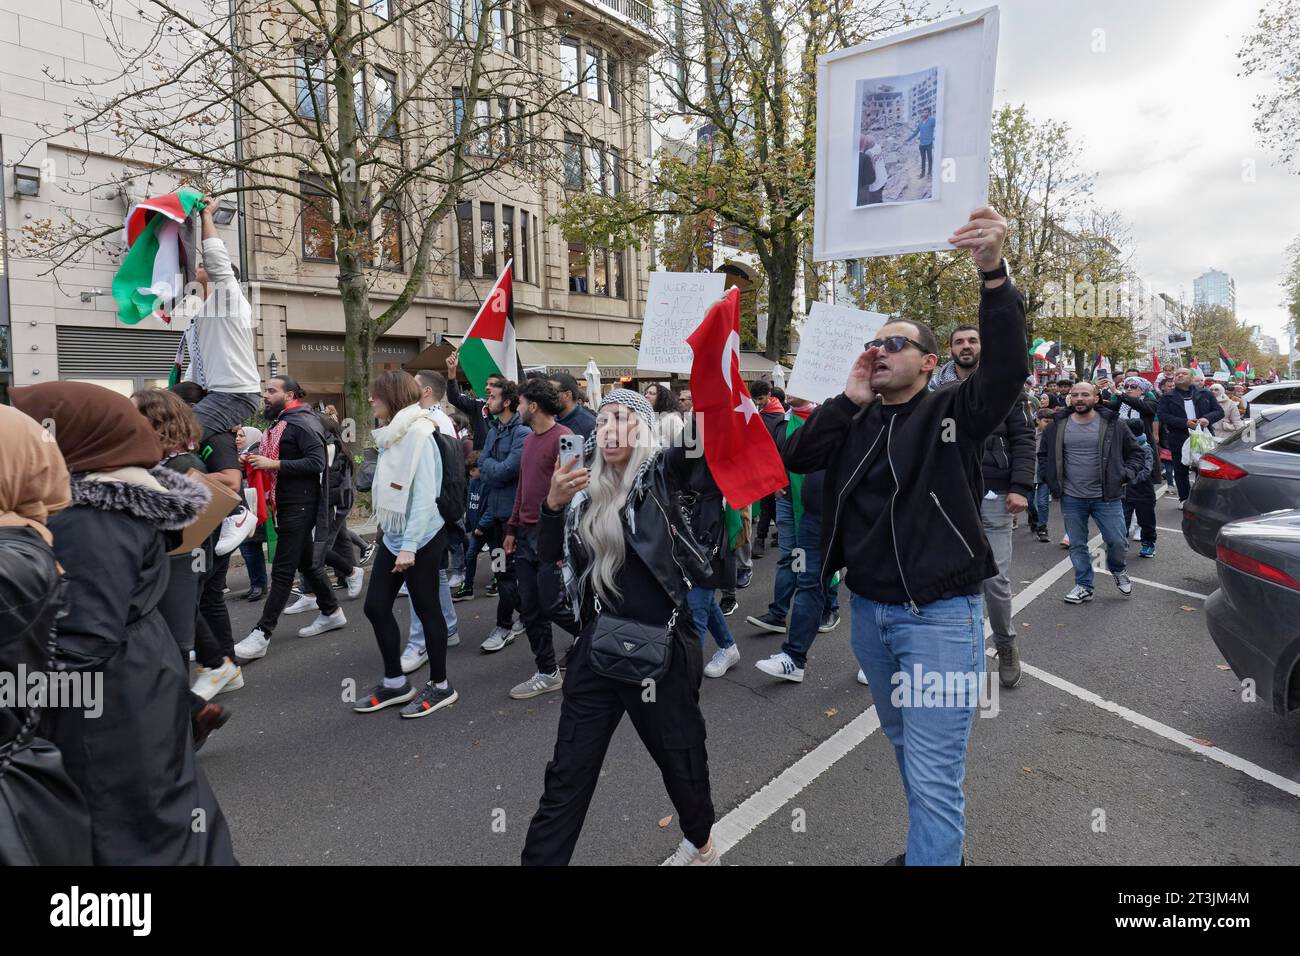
[
  {"xmin": 719, "ymin": 596, "xmax": 738, "ymax": 616},
  {"xmin": 485, "ymin": 578, "xmax": 499, "ymax": 597},
  {"xmin": 746, "ymin": 612, "xmax": 787, "ymax": 634},
  {"xmin": 736, "ymin": 569, "xmax": 753, "ymax": 589},
  {"xmin": 359, "ymin": 542, "xmax": 376, "ymax": 566},
  {"xmin": 353, "ymin": 681, "xmax": 416, "ymax": 713},
  {"xmin": 453, "ymin": 583, "xmax": 474, "ymax": 602},
  {"xmin": 1035, "ymin": 528, "xmax": 1049, "ymax": 543},
  {"xmin": 400, "ymin": 681, "xmax": 459, "ymax": 718}
]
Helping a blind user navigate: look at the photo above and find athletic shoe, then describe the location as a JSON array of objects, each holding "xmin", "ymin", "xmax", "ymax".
[
  {"xmin": 453, "ymin": 583, "xmax": 474, "ymax": 602},
  {"xmin": 818, "ymin": 611, "xmax": 841, "ymax": 633},
  {"xmin": 1114, "ymin": 571, "xmax": 1133, "ymax": 595},
  {"xmin": 217, "ymin": 668, "xmax": 244, "ymax": 695},
  {"xmin": 510, "ymin": 670, "xmax": 563, "ymax": 699},
  {"xmin": 215, "ymin": 508, "xmax": 257, "ymax": 556},
  {"xmin": 297, "ymin": 608, "xmax": 347, "ymax": 637},
  {"xmin": 666, "ymin": 837, "xmax": 719, "ymax": 866},
  {"xmin": 480, "ymin": 626, "xmax": 516, "ymax": 653},
  {"xmin": 704, "ymin": 644, "xmax": 740, "ymax": 678},
  {"xmin": 345, "ymin": 566, "xmax": 365, "ymax": 599},
  {"xmin": 401, "ymin": 682, "xmax": 459, "ymax": 718},
  {"xmin": 755, "ymin": 652, "xmax": 804, "ymax": 683},
  {"xmin": 995, "ymin": 643, "xmax": 1022, "ymax": 688},
  {"xmin": 446, "ymin": 631, "xmax": 461, "ymax": 648},
  {"xmin": 736, "ymin": 569, "xmax": 753, "ymax": 589},
  {"xmin": 400, "ymin": 644, "xmax": 429, "ymax": 674},
  {"xmin": 353, "ymin": 681, "xmax": 416, "ymax": 713},
  {"xmin": 1063, "ymin": 585, "xmax": 1093, "ymax": 604},
  {"xmin": 753, "ymin": 541, "xmax": 766, "ymax": 559},
  {"xmin": 719, "ymin": 596, "xmax": 738, "ymax": 616},
  {"xmin": 192, "ymin": 702, "xmax": 230, "ymax": 752},
  {"xmin": 234, "ymin": 628, "xmax": 270, "ymax": 662},
  {"xmin": 485, "ymin": 578, "xmax": 499, "ymax": 597},
  {"xmin": 856, "ymin": 669, "xmax": 868, "ymax": 686},
  {"xmin": 284, "ymin": 594, "xmax": 319, "ymax": 615},
  {"xmin": 447, "ymin": 572, "xmax": 465, "ymax": 591},
  {"xmin": 1178, "ymin": 500, "xmax": 1186, "ymax": 511},
  {"xmin": 191, "ymin": 658, "xmax": 241, "ymax": 701},
  {"xmin": 1036, "ymin": 528, "xmax": 1050, "ymax": 543},
  {"xmin": 510, "ymin": 619, "xmax": 527, "ymax": 637},
  {"xmin": 1060, "ymin": 534, "xmax": 1070, "ymax": 548},
  {"xmin": 243, "ymin": 586, "xmax": 264, "ymax": 602},
  {"xmin": 1139, "ymin": 543, "xmax": 1155, "ymax": 559},
  {"xmin": 746, "ymin": 612, "xmax": 787, "ymax": 634},
  {"xmin": 359, "ymin": 541, "xmax": 376, "ymax": 565}
]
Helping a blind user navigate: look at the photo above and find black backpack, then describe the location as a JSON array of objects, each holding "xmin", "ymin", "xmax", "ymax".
[{"xmin": 433, "ymin": 430, "xmax": 467, "ymax": 525}]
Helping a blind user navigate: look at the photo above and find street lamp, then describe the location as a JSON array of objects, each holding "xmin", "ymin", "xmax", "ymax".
[{"xmin": 267, "ymin": 353, "xmax": 279, "ymax": 380}]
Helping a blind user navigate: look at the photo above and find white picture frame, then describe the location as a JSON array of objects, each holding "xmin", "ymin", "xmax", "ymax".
[{"xmin": 814, "ymin": 7, "xmax": 1000, "ymax": 262}]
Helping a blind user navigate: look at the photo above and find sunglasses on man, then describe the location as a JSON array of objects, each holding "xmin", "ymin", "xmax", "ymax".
[{"xmin": 865, "ymin": 335, "xmax": 931, "ymax": 355}]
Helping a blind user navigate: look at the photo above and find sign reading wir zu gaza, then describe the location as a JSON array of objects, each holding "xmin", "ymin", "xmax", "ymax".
[{"xmin": 637, "ymin": 272, "xmax": 728, "ymax": 374}]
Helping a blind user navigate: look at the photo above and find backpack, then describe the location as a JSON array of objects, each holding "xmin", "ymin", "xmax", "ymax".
[{"xmin": 433, "ymin": 430, "xmax": 467, "ymax": 525}]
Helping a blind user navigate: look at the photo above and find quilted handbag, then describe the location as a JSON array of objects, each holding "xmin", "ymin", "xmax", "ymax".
[{"xmin": 587, "ymin": 597, "xmax": 678, "ymax": 685}]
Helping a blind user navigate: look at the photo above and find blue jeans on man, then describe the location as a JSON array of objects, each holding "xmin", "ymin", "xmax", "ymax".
[
  {"xmin": 851, "ymin": 591, "xmax": 985, "ymax": 865},
  {"xmin": 1060, "ymin": 494, "xmax": 1128, "ymax": 589},
  {"xmin": 406, "ymin": 568, "xmax": 459, "ymax": 653},
  {"xmin": 687, "ymin": 587, "xmax": 735, "ymax": 651},
  {"xmin": 766, "ymin": 494, "xmax": 798, "ymax": 620},
  {"xmin": 781, "ymin": 508, "xmax": 837, "ymax": 668},
  {"xmin": 1033, "ymin": 481, "xmax": 1051, "ymax": 531}
]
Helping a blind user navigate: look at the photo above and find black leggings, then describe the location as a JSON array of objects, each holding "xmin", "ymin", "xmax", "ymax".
[{"xmin": 364, "ymin": 530, "xmax": 448, "ymax": 682}]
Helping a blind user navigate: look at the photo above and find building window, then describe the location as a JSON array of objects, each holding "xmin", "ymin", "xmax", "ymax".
[
  {"xmin": 560, "ymin": 37, "xmax": 579, "ymax": 90},
  {"xmin": 449, "ymin": 0, "xmax": 463, "ymax": 38},
  {"xmin": 301, "ymin": 177, "xmax": 335, "ymax": 261},
  {"xmin": 588, "ymin": 142, "xmax": 603, "ymax": 193},
  {"xmin": 374, "ymin": 67, "xmax": 398, "ymax": 138},
  {"xmin": 374, "ymin": 201, "xmax": 403, "ymax": 271},
  {"xmin": 493, "ymin": 4, "xmax": 506, "ymax": 49},
  {"xmin": 563, "ymin": 132, "xmax": 583, "ymax": 190},
  {"xmin": 585, "ymin": 44, "xmax": 603, "ymax": 102},
  {"xmin": 513, "ymin": 99, "xmax": 527, "ymax": 163},
  {"xmin": 352, "ymin": 0, "xmax": 390, "ymax": 17},
  {"xmin": 474, "ymin": 98, "xmax": 490, "ymax": 154},
  {"xmin": 480, "ymin": 202, "xmax": 496, "ymax": 277},
  {"xmin": 498, "ymin": 97, "xmax": 511, "ymax": 151},
  {"xmin": 607, "ymin": 55, "xmax": 620, "ymax": 111},
  {"xmin": 353, "ymin": 69, "xmax": 366, "ymax": 132},
  {"xmin": 592, "ymin": 247, "xmax": 609, "ymax": 296},
  {"xmin": 568, "ymin": 240, "xmax": 588, "ymax": 293},
  {"xmin": 297, "ymin": 46, "xmax": 328, "ymax": 120},
  {"xmin": 609, "ymin": 147, "xmax": 622, "ymax": 194},
  {"xmin": 611, "ymin": 250, "xmax": 625, "ymax": 299},
  {"xmin": 456, "ymin": 200, "xmax": 474, "ymax": 277},
  {"xmin": 469, "ymin": 0, "xmax": 482, "ymax": 40},
  {"xmin": 502, "ymin": 205, "xmax": 515, "ymax": 271},
  {"xmin": 520, "ymin": 209, "xmax": 531, "ymax": 283},
  {"xmin": 452, "ymin": 87, "xmax": 466, "ymax": 139},
  {"xmin": 511, "ymin": 0, "xmax": 524, "ymax": 57}
]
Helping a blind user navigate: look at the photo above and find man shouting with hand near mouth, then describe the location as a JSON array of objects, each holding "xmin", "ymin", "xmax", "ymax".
[{"xmin": 784, "ymin": 206, "xmax": 1028, "ymax": 866}]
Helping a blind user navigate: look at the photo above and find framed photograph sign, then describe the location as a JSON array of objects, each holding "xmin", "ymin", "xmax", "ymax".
[{"xmin": 814, "ymin": 7, "xmax": 1000, "ymax": 261}]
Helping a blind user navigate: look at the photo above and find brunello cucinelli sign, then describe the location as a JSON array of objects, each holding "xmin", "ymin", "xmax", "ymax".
[{"xmin": 286, "ymin": 335, "xmax": 420, "ymax": 364}]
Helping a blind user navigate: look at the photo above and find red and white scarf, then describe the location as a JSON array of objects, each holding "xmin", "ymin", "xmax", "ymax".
[{"xmin": 260, "ymin": 399, "xmax": 303, "ymax": 511}]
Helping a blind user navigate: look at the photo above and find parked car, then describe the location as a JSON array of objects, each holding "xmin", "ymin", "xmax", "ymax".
[
  {"xmin": 1183, "ymin": 406, "xmax": 1300, "ymax": 559},
  {"xmin": 1205, "ymin": 510, "xmax": 1300, "ymax": 716},
  {"xmin": 1241, "ymin": 380, "xmax": 1300, "ymax": 417}
]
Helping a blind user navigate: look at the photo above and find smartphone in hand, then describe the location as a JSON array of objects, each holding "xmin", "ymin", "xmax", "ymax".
[{"xmin": 558, "ymin": 434, "xmax": 585, "ymax": 471}]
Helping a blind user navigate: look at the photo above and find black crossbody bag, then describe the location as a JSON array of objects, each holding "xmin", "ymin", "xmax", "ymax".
[{"xmin": 587, "ymin": 596, "xmax": 679, "ymax": 685}]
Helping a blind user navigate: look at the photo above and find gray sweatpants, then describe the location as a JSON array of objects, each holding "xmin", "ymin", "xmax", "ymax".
[{"xmin": 980, "ymin": 493, "xmax": 1016, "ymax": 649}]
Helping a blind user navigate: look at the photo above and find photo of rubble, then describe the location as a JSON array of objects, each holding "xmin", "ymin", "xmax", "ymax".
[{"xmin": 853, "ymin": 66, "xmax": 942, "ymax": 208}]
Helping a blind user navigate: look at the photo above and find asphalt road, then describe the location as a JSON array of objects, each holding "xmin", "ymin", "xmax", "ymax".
[{"xmin": 200, "ymin": 490, "xmax": 1300, "ymax": 865}]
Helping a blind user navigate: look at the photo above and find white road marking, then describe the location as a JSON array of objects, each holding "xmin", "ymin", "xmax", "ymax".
[
  {"xmin": 702, "ymin": 532, "xmax": 1294, "ymax": 862},
  {"xmin": 1096, "ymin": 567, "xmax": 1210, "ymax": 600},
  {"xmin": 1156, "ymin": 525, "xmax": 1184, "ymax": 535}
]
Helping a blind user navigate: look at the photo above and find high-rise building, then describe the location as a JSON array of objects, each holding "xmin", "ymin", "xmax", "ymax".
[{"xmin": 1193, "ymin": 268, "xmax": 1236, "ymax": 314}]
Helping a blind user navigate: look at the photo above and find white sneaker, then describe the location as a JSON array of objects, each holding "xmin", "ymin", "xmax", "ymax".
[
  {"xmin": 755, "ymin": 652, "xmax": 804, "ymax": 683},
  {"xmin": 447, "ymin": 572, "xmax": 465, "ymax": 591},
  {"xmin": 400, "ymin": 644, "xmax": 429, "ymax": 674},
  {"xmin": 345, "ymin": 566, "xmax": 365, "ymax": 599},
  {"xmin": 509, "ymin": 670, "xmax": 563, "ymax": 699},
  {"xmin": 856, "ymin": 669, "xmax": 869, "ymax": 686},
  {"xmin": 447, "ymin": 631, "xmax": 461, "ymax": 647},
  {"xmin": 234, "ymin": 628, "xmax": 270, "ymax": 662},
  {"xmin": 298, "ymin": 608, "xmax": 347, "ymax": 637},
  {"xmin": 510, "ymin": 618, "xmax": 526, "ymax": 637},
  {"xmin": 481, "ymin": 625, "xmax": 515, "ymax": 653},
  {"xmin": 215, "ymin": 507, "xmax": 258, "ymax": 556},
  {"xmin": 191, "ymin": 658, "xmax": 241, "ymax": 700},
  {"xmin": 704, "ymin": 644, "xmax": 740, "ymax": 678},
  {"xmin": 666, "ymin": 836, "xmax": 720, "ymax": 866},
  {"xmin": 284, "ymin": 594, "xmax": 319, "ymax": 615},
  {"xmin": 218, "ymin": 667, "xmax": 244, "ymax": 695}
]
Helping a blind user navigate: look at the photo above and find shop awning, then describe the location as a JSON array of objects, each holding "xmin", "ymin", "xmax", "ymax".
[
  {"xmin": 737, "ymin": 351, "xmax": 790, "ymax": 382},
  {"xmin": 517, "ymin": 341, "xmax": 641, "ymax": 379}
]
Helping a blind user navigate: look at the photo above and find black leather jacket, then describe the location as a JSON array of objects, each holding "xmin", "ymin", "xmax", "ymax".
[{"xmin": 539, "ymin": 446, "xmax": 723, "ymax": 633}]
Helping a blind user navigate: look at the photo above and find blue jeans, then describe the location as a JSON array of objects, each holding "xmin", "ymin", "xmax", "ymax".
[
  {"xmin": 851, "ymin": 591, "xmax": 984, "ymax": 865},
  {"xmin": 687, "ymin": 587, "xmax": 734, "ymax": 650},
  {"xmin": 1060, "ymin": 495, "xmax": 1128, "ymax": 589},
  {"xmin": 462, "ymin": 525, "xmax": 489, "ymax": 589},
  {"xmin": 781, "ymin": 508, "xmax": 836, "ymax": 668},
  {"xmin": 1033, "ymin": 482, "xmax": 1051, "ymax": 531},
  {"xmin": 240, "ymin": 539, "xmax": 267, "ymax": 590},
  {"xmin": 406, "ymin": 569, "xmax": 459, "ymax": 653},
  {"xmin": 767, "ymin": 494, "xmax": 797, "ymax": 620}
]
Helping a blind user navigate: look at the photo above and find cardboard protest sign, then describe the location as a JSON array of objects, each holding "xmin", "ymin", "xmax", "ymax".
[
  {"xmin": 787, "ymin": 302, "xmax": 886, "ymax": 403},
  {"xmin": 637, "ymin": 272, "xmax": 727, "ymax": 373}
]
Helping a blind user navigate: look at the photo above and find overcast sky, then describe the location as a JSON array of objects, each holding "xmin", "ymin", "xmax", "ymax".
[{"xmin": 936, "ymin": 0, "xmax": 1298, "ymax": 351}]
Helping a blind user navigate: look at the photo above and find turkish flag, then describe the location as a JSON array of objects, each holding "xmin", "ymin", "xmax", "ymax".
[{"xmin": 687, "ymin": 287, "xmax": 788, "ymax": 509}]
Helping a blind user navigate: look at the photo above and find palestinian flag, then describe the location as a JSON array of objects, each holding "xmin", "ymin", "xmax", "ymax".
[
  {"xmin": 785, "ymin": 404, "xmax": 817, "ymax": 532},
  {"xmin": 112, "ymin": 188, "xmax": 206, "ymax": 325},
  {"xmin": 1150, "ymin": 349, "xmax": 1161, "ymax": 374},
  {"xmin": 458, "ymin": 261, "xmax": 517, "ymax": 395},
  {"xmin": 1030, "ymin": 338, "xmax": 1059, "ymax": 365},
  {"xmin": 1218, "ymin": 345, "xmax": 1235, "ymax": 377}
]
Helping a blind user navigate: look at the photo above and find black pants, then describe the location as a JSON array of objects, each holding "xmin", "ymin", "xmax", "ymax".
[
  {"xmin": 756, "ymin": 494, "xmax": 776, "ymax": 544},
  {"xmin": 1170, "ymin": 437, "xmax": 1193, "ymax": 501},
  {"xmin": 256, "ymin": 501, "xmax": 338, "ymax": 637},
  {"xmin": 324, "ymin": 506, "xmax": 355, "ymax": 580},
  {"xmin": 1123, "ymin": 499, "xmax": 1157, "ymax": 545},
  {"xmin": 195, "ymin": 547, "xmax": 234, "ymax": 669},
  {"xmin": 512, "ymin": 524, "xmax": 555, "ymax": 674},
  {"xmin": 521, "ymin": 623, "xmax": 714, "ymax": 865},
  {"xmin": 487, "ymin": 518, "xmax": 519, "ymax": 629},
  {"xmin": 919, "ymin": 142, "xmax": 933, "ymax": 176},
  {"xmin": 364, "ymin": 530, "xmax": 448, "ymax": 682}
]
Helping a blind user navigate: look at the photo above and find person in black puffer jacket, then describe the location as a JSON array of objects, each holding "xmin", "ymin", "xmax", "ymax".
[{"xmin": 0, "ymin": 405, "xmax": 92, "ymax": 866}]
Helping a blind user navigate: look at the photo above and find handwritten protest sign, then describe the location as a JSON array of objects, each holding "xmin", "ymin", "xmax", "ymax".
[
  {"xmin": 637, "ymin": 272, "xmax": 727, "ymax": 373},
  {"xmin": 786, "ymin": 302, "xmax": 886, "ymax": 403}
]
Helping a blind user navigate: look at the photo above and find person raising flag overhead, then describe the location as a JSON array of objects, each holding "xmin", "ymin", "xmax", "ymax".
[
  {"xmin": 685, "ymin": 287, "xmax": 788, "ymax": 509},
  {"xmin": 458, "ymin": 261, "xmax": 518, "ymax": 397}
]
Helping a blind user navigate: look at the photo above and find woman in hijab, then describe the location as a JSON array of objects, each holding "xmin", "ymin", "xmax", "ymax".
[
  {"xmin": 1209, "ymin": 383, "xmax": 1244, "ymax": 436},
  {"xmin": 0, "ymin": 405, "xmax": 93, "ymax": 865},
  {"xmin": 235, "ymin": 425, "xmax": 268, "ymax": 600},
  {"xmin": 10, "ymin": 381, "xmax": 236, "ymax": 865}
]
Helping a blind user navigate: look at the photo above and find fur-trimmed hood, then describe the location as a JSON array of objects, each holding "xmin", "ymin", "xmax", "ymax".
[{"xmin": 69, "ymin": 467, "xmax": 209, "ymax": 530}]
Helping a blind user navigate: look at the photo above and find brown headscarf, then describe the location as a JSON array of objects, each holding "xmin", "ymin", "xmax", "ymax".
[
  {"xmin": 11, "ymin": 381, "xmax": 163, "ymax": 474},
  {"xmin": 0, "ymin": 404, "xmax": 71, "ymax": 546}
]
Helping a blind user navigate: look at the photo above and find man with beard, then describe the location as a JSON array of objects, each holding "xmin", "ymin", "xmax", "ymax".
[
  {"xmin": 234, "ymin": 375, "xmax": 346, "ymax": 662},
  {"xmin": 930, "ymin": 324, "xmax": 1035, "ymax": 688}
]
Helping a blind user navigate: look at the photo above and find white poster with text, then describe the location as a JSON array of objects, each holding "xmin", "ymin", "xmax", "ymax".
[
  {"xmin": 786, "ymin": 302, "xmax": 886, "ymax": 403},
  {"xmin": 637, "ymin": 272, "xmax": 728, "ymax": 374}
]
